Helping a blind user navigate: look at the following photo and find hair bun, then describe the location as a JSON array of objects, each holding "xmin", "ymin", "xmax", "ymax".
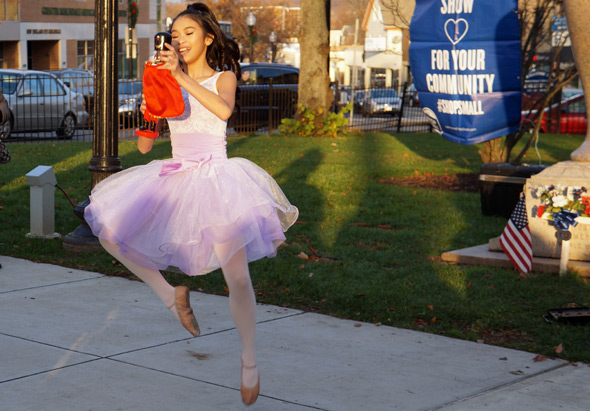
[{"xmin": 187, "ymin": 2, "xmax": 210, "ymax": 13}]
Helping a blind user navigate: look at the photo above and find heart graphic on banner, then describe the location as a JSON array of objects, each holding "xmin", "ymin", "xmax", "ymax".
[{"xmin": 444, "ymin": 18, "xmax": 469, "ymax": 45}]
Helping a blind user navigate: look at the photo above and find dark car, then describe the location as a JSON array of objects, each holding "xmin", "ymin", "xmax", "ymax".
[{"xmin": 230, "ymin": 63, "xmax": 299, "ymax": 133}]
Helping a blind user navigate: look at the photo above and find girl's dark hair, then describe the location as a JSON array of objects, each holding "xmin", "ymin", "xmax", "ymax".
[{"xmin": 173, "ymin": 2, "xmax": 242, "ymax": 82}]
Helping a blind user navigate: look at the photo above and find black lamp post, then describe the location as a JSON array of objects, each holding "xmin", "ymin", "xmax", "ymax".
[
  {"xmin": 63, "ymin": 0, "xmax": 122, "ymax": 251},
  {"xmin": 246, "ymin": 11, "xmax": 256, "ymax": 62},
  {"xmin": 269, "ymin": 31, "xmax": 277, "ymax": 63}
]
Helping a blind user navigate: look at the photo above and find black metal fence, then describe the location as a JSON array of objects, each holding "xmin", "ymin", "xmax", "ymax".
[
  {"xmin": 0, "ymin": 70, "xmax": 433, "ymax": 143},
  {"xmin": 3, "ymin": 71, "xmax": 586, "ymax": 144}
]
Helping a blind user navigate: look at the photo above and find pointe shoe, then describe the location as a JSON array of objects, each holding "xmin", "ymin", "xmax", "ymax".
[
  {"xmin": 241, "ymin": 361, "xmax": 260, "ymax": 406},
  {"xmin": 173, "ymin": 286, "xmax": 200, "ymax": 337}
]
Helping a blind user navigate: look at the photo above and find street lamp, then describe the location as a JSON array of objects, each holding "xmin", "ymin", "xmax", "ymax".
[
  {"xmin": 269, "ymin": 31, "xmax": 277, "ymax": 63},
  {"xmin": 246, "ymin": 11, "xmax": 256, "ymax": 62}
]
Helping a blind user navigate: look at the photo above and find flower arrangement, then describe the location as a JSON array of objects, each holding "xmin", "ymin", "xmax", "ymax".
[
  {"xmin": 128, "ymin": 1, "xmax": 138, "ymax": 29},
  {"xmin": 533, "ymin": 184, "xmax": 590, "ymax": 221}
]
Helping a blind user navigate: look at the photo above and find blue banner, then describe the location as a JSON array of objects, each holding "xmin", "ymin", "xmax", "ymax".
[{"xmin": 409, "ymin": 0, "xmax": 522, "ymax": 144}]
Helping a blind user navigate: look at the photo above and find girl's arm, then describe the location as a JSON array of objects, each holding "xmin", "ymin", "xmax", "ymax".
[
  {"xmin": 175, "ymin": 70, "xmax": 236, "ymax": 121},
  {"xmin": 158, "ymin": 44, "xmax": 237, "ymax": 121}
]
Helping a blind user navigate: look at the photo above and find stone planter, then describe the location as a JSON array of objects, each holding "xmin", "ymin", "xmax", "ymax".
[
  {"xmin": 525, "ymin": 161, "xmax": 590, "ymax": 261},
  {"xmin": 479, "ymin": 162, "xmax": 548, "ymax": 218}
]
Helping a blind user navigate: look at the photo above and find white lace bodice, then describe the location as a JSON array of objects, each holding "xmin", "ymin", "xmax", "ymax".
[{"xmin": 167, "ymin": 71, "xmax": 227, "ymax": 138}]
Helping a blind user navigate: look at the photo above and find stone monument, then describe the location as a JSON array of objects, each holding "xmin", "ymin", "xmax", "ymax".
[{"xmin": 524, "ymin": 0, "xmax": 590, "ymax": 266}]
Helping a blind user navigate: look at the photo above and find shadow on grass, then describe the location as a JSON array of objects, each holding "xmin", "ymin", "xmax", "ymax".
[{"xmin": 393, "ymin": 132, "xmax": 481, "ymax": 171}]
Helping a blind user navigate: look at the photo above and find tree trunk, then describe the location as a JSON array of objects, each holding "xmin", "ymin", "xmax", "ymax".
[
  {"xmin": 478, "ymin": 138, "xmax": 509, "ymax": 164},
  {"xmin": 298, "ymin": 0, "xmax": 333, "ymax": 111}
]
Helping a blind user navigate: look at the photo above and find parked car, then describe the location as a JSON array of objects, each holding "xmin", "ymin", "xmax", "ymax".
[
  {"xmin": 48, "ymin": 69, "xmax": 94, "ymax": 124},
  {"xmin": 521, "ymin": 89, "xmax": 586, "ymax": 134},
  {"xmin": 118, "ymin": 79, "xmax": 143, "ymax": 128},
  {"xmin": 0, "ymin": 69, "xmax": 88, "ymax": 139},
  {"xmin": 230, "ymin": 62, "xmax": 299, "ymax": 132},
  {"xmin": 361, "ymin": 88, "xmax": 402, "ymax": 117}
]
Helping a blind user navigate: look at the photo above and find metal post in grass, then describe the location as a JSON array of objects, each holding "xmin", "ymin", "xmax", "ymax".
[{"xmin": 63, "ymin": 0, "xmax": 122, "ymax": 251}]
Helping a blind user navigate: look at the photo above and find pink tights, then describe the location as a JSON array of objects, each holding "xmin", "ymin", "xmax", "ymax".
[{"xmin": 99, "ymin": 238, "xmax": 259, "ymax": 386}]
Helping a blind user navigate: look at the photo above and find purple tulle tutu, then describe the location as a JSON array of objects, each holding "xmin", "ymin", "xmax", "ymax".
[
  {"xmin": 85, "ymin": 155, "xmax": 298, "ymax": 275},
  {"xmin": 84, "ymin": 72, "xmax": 298, "ymax": 275}
]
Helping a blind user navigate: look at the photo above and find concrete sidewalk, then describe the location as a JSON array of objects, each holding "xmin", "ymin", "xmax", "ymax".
[{"xmin": 1, "ymin": 255, "xmax": 588, "ymax": 411}]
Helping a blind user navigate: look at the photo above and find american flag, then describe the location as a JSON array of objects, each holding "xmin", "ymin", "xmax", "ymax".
[{"xmin": 499, "ymin": 193, "xmax": 533, "ymax": 273}]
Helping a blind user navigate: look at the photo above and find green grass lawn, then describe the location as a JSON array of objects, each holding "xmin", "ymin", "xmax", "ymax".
[{"xmin": 1, "ymin": 131, "xmax": 589, "ymax": 362}]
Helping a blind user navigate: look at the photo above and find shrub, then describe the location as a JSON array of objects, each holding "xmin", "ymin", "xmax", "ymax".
[{"xmin": 279, "ymin": 103, "xmax": 351, "ymax": 138}]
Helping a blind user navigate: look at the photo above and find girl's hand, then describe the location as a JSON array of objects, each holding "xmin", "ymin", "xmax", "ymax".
[{"xmin": 157, "ymin": 43, "xmax": 183, "ymax": 79}]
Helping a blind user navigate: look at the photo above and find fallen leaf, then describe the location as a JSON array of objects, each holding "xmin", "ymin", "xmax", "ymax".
[
  {"xmin": 375, "ymin": 322, "xmax": 382, "ymax": 326},
  {"xmin": 499, "ymin": 357, "xmax": 508, "ymax": 361},
  {"xmin": 430, "ymin": 316, "xmax": 437, "ymax": 323},
  {"xmin": 297, "ymin": 252, "xmax": 309, "ymax": 260},
  {"xmin": 308, "ymin": 272, "xmax": 314, "ymax": 278},
  {"xmin": 477, "ymin": 339, "xmax": 485, "ymax": 344},
  {"xmin": 555, "ymin": 343, "xmax": 563, "ymax": 354},
  {"xmin": 467, "ymin": 281, "xmax": 472, "ymax": 289},
  {"xmin": 510, "ymin": 370, "xmax": 524, "ymax": 375},
  {"xmin": 354, "ymin": 323, "xmax": 362, "ymax": 328},
  {"xmin": 533, "ymin": 355, "xmax": 548, "ymax": 362},
  {"xmin": 415, "ymin": 318, "xmax": 429, "ymax": 327},
  {"xmin": 427, "ymin": 305, "xmax": 434, "ymax": 311}
]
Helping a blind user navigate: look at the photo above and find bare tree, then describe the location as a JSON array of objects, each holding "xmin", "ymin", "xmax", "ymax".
[
  {"xmin": 379, "ymin": 0, "xmax": 412, "ymax": 28},
  {"xmin": 168, "ymin": 1, "xmax": 300, "ymax": 63},
  {"xmin": 479, "ymin": 0, "xmax": 577, "ymax": 164}
]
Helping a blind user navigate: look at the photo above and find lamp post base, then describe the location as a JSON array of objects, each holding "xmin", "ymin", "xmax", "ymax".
[
  {"xmin": 62, "ymin": 198, "xmax": 102, "ymax": 252},
  {"xmin": 63, "ymin": 222, "xmax": 102, "ymax": 252}
]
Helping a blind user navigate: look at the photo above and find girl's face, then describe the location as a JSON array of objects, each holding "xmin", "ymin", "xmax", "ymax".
[{"xmin": 171, "ymin": 15, "xmax": 213, "ymax": 65}]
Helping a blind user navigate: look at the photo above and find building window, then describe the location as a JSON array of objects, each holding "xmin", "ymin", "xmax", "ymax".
[
  {"xmin": 77, "ymin": 40, "xmax": 94, "ymax": 71},
  {"xmin": 1, "ymin": 0, "xmax": 19, "ymax": 21},
  {"xmin": 119, "ymin": 39, "xmax": 138, "ymax": 79}
]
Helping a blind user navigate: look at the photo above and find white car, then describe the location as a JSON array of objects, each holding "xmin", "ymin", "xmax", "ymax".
[
  {"xmin": 0, "ymin": 68, "xmax": 89, "ymax": 139},
  {"xmin": 362, "ymin": 88, "xmax": 402, "ymax": 117}
]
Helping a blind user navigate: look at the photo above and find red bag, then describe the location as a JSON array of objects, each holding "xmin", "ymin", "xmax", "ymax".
[{"xmin": 135, "ymin": 62, "xmax": 185, "ymax": 138}]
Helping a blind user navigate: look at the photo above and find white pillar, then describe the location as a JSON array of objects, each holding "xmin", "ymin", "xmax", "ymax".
[
  {"xmin": 385, "ymin": 68, "xmax": 392, "ymax": 88},
  {"xmin": 364, "ymin": 68, "xmax": 372, "ymax": 88},
  {"xmin": 25, "ymin": 166, "xmax": 61, "ymax": 239}
]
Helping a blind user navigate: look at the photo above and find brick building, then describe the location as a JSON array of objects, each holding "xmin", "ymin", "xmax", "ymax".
[{"xmin": 0, "ymin": 0, "xmax": 165, "ymax": 78}]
